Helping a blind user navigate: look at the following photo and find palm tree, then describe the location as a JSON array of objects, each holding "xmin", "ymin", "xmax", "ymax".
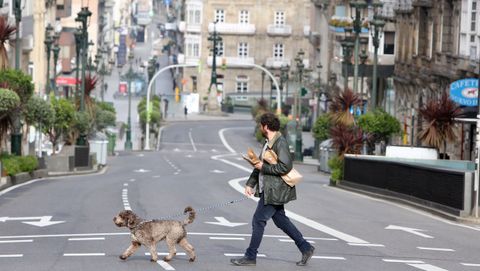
[
  {"xmin": 418, "ymin": 92, "xmax": 462, "ymax": 158},
  {"xmin": 329, "ymin": 88, "xmax": 362, "ymax": 127},
  {"xmin": 330, "ymin": 124, "xmax": 364, "ymax": 157},
  {"xmin": 0, "ymin": 16, "xmax": 16, "ymax": 70}
]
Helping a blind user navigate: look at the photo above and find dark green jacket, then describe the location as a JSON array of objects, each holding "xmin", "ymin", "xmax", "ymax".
[{"xmin": 246, "ymin": 132, "xmax": 296, "ymax": 205}]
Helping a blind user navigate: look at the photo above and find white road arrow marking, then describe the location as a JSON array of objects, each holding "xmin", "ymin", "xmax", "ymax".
[
  {"xmin": 385, "ymin": 225, "xmax": 434, "ymax": 238},
  {"xmin": 0, "ymin": 216, "xmax": 65, "ymax": 227},
  {"xmin": 134, "ymin": 169, "xmax": 151, "ymax": 173},
  {"xmin": 205, "ymin": 217, "xmax": 247, "ymax": 228}
]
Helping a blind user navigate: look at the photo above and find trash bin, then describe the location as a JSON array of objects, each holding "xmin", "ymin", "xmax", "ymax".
[
  {"xmin": 89, "ymin": 132, "xmax": 108, "ymax": 166},
  {"xmin": 319, "ymin": 139, "xmax": 336, "ymax": 173}
]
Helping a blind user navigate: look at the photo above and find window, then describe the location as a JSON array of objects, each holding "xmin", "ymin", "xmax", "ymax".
[
  {"xmin": 187, "ymin": 9, "xmax": 201, "ymax": 24},
  {"xmin": 470, "ymin": 46, "xmax": 477, "ymax": 60},
  {"xmin": 383, "ymin": 32, "xmax": 395, "ymax": 54},
  {"xmin": 238, "ymin": 42, "xmax": 248, "ymax": 57},
  {"xmin": 273, "ymin": 43, "xmax": 284, "ymax": 59},
  {"xmin": 472, "ymin": 10, "xmax": 477, "ymax": 31},
  {"xmin": 186, "ymin": 36, "xmax": 201, "ymax": 58},
  {"xmin": 473, "ymin": 1, "xmax": 477, "ymax": 10},
  {"xmin": 239, "ymin": 10, "xmax": 249, "ymax": 24},
  {"xmin": 236, "ymin": 76, "xmax": 249, "ymax": 93},
  {"xmin": 472, "ymin": 35, "xmax": 476, "ymax": 43},
  {"xmin": 274, "ymin": 11, "xmax": 285, "ymax": 26},
  {"xmin": 215, "ymin": 41, "xmax": 224, "ymax": 56},
  {"xmin": 215, "ymin": 9, "xmax": 225, "ymax": 23}
]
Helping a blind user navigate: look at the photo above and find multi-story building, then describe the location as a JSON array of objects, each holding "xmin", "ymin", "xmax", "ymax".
[
  {"xmin": 308, "ymin": 0, "xmax": 396, "ymax": 115},
  {"xmin": 392, "ymin": 0, "xmax": 478, "ymax": 159},
  {"xmin": 177, "ymin": 0, "xmax": 313, "ymax": 112}
]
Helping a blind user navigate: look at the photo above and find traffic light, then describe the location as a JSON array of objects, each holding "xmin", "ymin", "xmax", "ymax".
[
  {"xmin": 175, "ymin": 86, "xmax": 180, "ymax": 102},
  {"xmin": 301, "ymin": 87, "xmax": 308, "ymax": 96},
  {"xmin": 221, "ymin": 57, "xmax": 227, "ymax": 70}
]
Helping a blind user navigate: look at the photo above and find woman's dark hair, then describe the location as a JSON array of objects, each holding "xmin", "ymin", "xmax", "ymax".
[{"xmin": 260, "ymin": 112, "xmax": 280, "ymax": 131}]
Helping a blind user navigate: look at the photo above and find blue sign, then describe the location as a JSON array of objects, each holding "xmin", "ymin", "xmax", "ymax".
[
  {"xmin": 449, "ymin": 78, "xmax": 478, "ymax": 107},
  {"xmin": 164, "ymin": 0, "xmax": 171, "ymax": 6}
]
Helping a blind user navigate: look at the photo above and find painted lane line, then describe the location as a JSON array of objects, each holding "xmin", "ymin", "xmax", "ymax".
[
  {"xmin": 417, "ymin": 247, "xmax": 455, "ymax": 252},
  {"xmin": 279, "ymin": 239, "xmax": 315, "ymax": 244},
  {"xmin": 122, "ymin": 188, "xmax": 131, "ymax": 211},
  {"xmin": 0, "ymin": 254, "xmax": 23, "ymax": 258},
  {"xmin": 146, "ymin": 252, "xmax": 186, "ymax": 256},
  {"xmin": 462, "ymin": 263, "xmax": 480, "ymax": 267},
  {"xmin": 68, "ymin": 237, "xmax": 105, "ymax": 241},
  {"xmin": 226, "ymin": 176, "xmax": 372, "ymax": 245},
  {"xmin": 209, "ymin": 237, "xmax": 245, "ymax": 241},
  {"xmin": 188, "ymin": 129, "xmax": 197, "ymax": 152},
  {"xmin": 0, "ymin": 239, "xmax": 33, "ymax": 244},
  {"xmin": 157, "ymin": 260, "xmax": 175, "ymax": 270},
  {"xmin": 225, "ymin": 253, "xmax": 266, "ymax": 257},
  {"xmin": 312, "ymin": 256, "xmax": 346, "ymax": 260},
  {"xmin": 408, "ymin": 263, "xmax": 449, "ymax": 271},
  {"xmin": 0, "ymin": 231, "xmax": 328, "ymax": 240},
  {"xmin": 348, "ymin": 243, "xmax": 385, "ymax": 247},
  {"xmin": 383, "ymin": 259, "xmax": 425, "ymax": 264},
  {"xmin": 63, "ymin": 253, "xmax": 105, "ymax": 257},
  {"xmin": 123, "ymin": 183, "xmax": 128, "ymax": 187},
  {"xmin": 129, "ymin": 179, "xmax": 136, "ymax": 182}
]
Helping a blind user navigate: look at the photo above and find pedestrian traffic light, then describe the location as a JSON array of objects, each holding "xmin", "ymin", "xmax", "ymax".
[
  {"xmin": 301, "ymin": 87, "xmax": 308, "ymax": 96},
  {"xmin": 221, "ymin": 57, "xmax": 227, "ymax": 70}
]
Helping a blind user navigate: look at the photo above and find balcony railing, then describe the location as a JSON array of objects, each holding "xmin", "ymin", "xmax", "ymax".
[
  {"xmin": 267, "ymin": 24, "xmax": 292, "ymax": 36},
  {"xmin": 178, "ymin": 54, "xmax": 200, "ymax": 66},
  {"xmin": 178, "ymin": 21, "xmax": 201, "ymax": 33},
  {"xmin": 265, "ymin": 58, "xmax": 291, "ymax": 68},
  {"xmin": 207, "ymin": 56, "xmax": 255, "ymax": 68},
  {"xmin": 208, "ymin": 23, "xmax": 256, "ymax": 35}
]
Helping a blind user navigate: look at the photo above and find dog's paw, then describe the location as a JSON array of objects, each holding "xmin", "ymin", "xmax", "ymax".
[
  {"xmin": 150, "ymin": 258, "xmax": 157, "ymax": 263},
  {"xmin": 189, "ymin": 256, "xmax": 196, "ymax": 262},
  {"xmin": 119, "ymin": 255, "xmax": 127, "ymax": 260},
  {"xmin": 163, "ymin": 256, "xmax": 172, "ymax": 262}
]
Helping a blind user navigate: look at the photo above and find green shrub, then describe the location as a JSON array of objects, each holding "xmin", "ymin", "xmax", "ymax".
[
  {"xmin": 312, "ymin": 114, "xmax": 332, "ymax": 141},
  {"xmin": 328, "ymin": 155, "xmax": 344, "ymax": 182},
  {"xmin": 1, "ymin": 155, "xmax": 38, "ymax": 176},
  {"xmin": 2, "ymin": 157, "xmax": 21, "ymax": 176},
  {"xmin": 18, "ymin": 156, "xmax": 38, "ymax": 173}
]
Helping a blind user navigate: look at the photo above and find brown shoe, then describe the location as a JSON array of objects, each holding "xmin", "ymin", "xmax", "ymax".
[{"xmin": 296, "ymin": 246, "xmax": 315, "ymax": 266}]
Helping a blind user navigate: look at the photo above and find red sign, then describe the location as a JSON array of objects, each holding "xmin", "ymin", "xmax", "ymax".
[
  {"xmin": 119, "ymin": 82, "xmax": 127, "ymax": 93},
  {"xmin": 56, "ymin": 77, "xmax": 78, "ymax": 86}
]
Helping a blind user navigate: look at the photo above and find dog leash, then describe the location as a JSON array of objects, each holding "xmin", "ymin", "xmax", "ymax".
[{"xmin": 158, "ymin": 196, "xmax": 250, "ymax": 220}]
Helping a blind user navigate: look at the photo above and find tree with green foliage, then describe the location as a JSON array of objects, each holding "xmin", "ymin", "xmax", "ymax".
[
  {"xmin": 357, "ymin": 109, "xmax": 401, "ymax": 145},
  {"xmin": 0, "ymin": 88, "xmax": 20, "ymax": 120},
  {"xmin": 24, "ymin": 96, "xmax": 54, "ymax": 129},
  {"xmin": 0, "ymin": 69, "xmax": 34, "ymax": 154},
  {"xmin": 138, "ymin": 95, "xmax": 162, "ymax": 136},
  {"xmin": 45, "ymin": 98, "xmax": 75, "ymax": 153},
  {"xmin": 95, "ymin": 101, "xmax": 116, "ymax": 131},
  {"xmin": 312, "ymin": 113, "xmax": 332, "ymax": 142}
]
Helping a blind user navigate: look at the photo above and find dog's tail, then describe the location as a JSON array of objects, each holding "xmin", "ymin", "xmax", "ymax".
[{"xmin": 183, "ymin": 206, "xmax": 195, "ymax": 225}]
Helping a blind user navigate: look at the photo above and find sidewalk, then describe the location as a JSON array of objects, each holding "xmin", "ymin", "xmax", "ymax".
[{"xmin": 165, "ymin": 111, "xmax": 254, "ymax": 122}]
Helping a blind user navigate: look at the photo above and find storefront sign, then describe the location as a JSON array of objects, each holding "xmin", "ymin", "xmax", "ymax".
[{"xmin": 450, "ymin": 78, "xmax": 478, "ymax": 107}]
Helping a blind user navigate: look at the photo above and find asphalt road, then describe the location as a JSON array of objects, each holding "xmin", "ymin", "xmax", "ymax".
[{"xmin": 1, "ymin": 120, "xmax": 480, "ymax": 271}]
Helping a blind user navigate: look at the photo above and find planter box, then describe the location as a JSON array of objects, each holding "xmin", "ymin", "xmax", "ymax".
[
  {"xmin": 11, "ymin": 172, "xmax": 31, "ymax": 185},
  {"xmin": 31, "ymin": 169, "xmax": 47, "ymax": 179}
]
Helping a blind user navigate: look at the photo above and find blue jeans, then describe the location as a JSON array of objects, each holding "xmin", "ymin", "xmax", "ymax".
[{"xmin": 245, "ymin": 194, "xmax": 312, "ymax": 260}]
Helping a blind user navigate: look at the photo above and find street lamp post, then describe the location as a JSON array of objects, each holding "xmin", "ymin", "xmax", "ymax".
[
  {"xmin": 13, "ymin": 0, "xmax": 21, "ymax": 70},
  {"xmin": 124, "ymin": 51, "xmax": 135, "ymax": 151},
  {"xmin": 74, "ymin": 28, "xmax": 82, "ymax": 100},
  {"xmin": 294, "ymin": 50, "xmax": 306, "ymax": 162},
  {"xmin": 350, "ymin": 1, "xmax": 367, "ymax": 95},
  {"xmin": 359, "ymin": 47, "xmax": 369, "ymax": 113},
  {"xmin": 76, "ymin": 7, "xmax": 92, "ymax": 113},
  {"xmin": 370, "ymin": 1, "xmax": 385, "ymax": 111},
  {"xmin": 280, "ymin": 65, "xmax": 289, "ymax": 106},
  {"xmin": 207, "ymin": 21, "xmax": 222, "ymax": 91},
  {"xmin": 340, "ymin": 28, "xmax": 354, "ymax": 92},
  {"xmin": 44, "ymin": 24, "xmax": 54, "ymax": 96}
]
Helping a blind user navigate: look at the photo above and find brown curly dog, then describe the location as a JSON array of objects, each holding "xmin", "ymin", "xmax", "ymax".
[{"xmin": 113, "ymin": 207, "xmax": 196, "ymax": 262}]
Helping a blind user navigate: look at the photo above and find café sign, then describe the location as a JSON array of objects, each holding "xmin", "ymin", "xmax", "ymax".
[{"xmin": 450, "ymin": 78, "xmax": 478, "ymax": 107}]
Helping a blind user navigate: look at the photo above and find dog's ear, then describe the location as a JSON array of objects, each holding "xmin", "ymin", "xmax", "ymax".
[{"xmin": 125, "ymin": 211, "xmax": 139, "ymax": 228}]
